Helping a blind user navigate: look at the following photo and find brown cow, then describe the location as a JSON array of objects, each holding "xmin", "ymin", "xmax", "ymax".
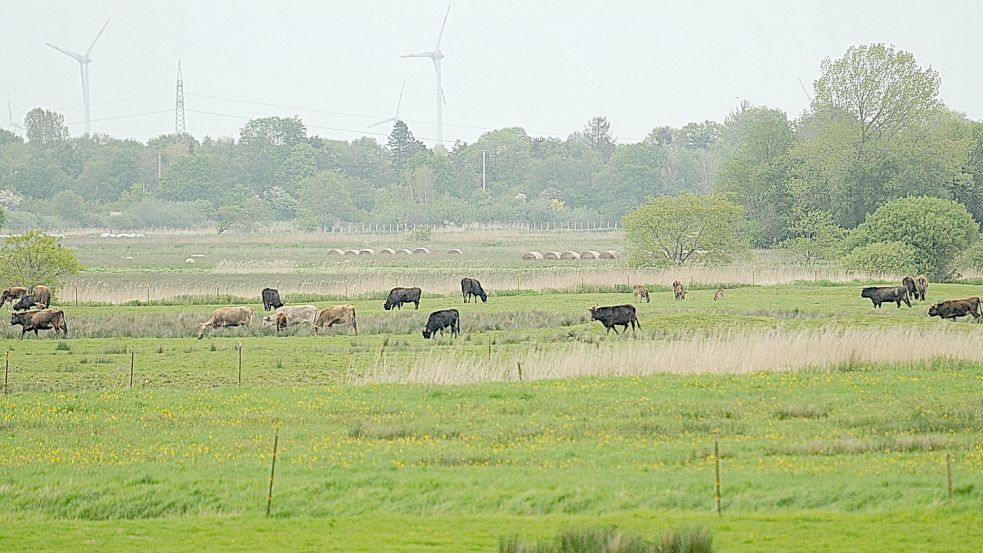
[
  {"xmin": 198, "ymin": 306, "xmax": 254, "ymax": 339},
  {"xmin": 33, "ymin": 285, "xmax": 51, "ymax": 308},
  {"xmin": 714, "ymin": 288, "xmax": 725, "ymax": 301},
  {"xmin": 928, "ymin": 297, "xmax": 981, "ymax": 321},
  {"xmin": 312, "ymin": 304, "xmax": 357, "ymax": 335},
  {"xmin": 672, "ymin": 280, "xmax": 686, "ymax": 301},
  {"xmin": 274, "ymin": 311, "xmax": 288, "ymax": 332},
  {"xmin": 632, "ymin": 285, "xmax": 650, "ymax": 303},
  {"xmin": 914, "ymin": 275, "xmax": 928, "ymax": 301},
  {"xmin": 0, "ymin": 287, "xmax": 28, "ymax": 308},
  {"xmin": 10, "ymin": 308, "xmax": 68, "ymax": 339}
]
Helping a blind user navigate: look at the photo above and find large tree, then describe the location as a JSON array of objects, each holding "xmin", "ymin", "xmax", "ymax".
[
  {"xmin": 386, "ymin": 121, "xmax": 426, "ymax": 172},
  {"xmin": 583, "ymin": 116, "xmax": 616, "ymax": 160},
  {"xmin": 0, "ymin": 230, "xmax": 84, "ymax": 292},
  {"xmin": 623, "ymin": 194, "xmax": 748, "ymax": 266},
  {"xmin": 24, "ymin": 108, "xmax": 69, "ymax": 145}
]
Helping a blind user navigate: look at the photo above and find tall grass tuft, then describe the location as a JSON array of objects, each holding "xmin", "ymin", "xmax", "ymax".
[{"xmin": 499, "ymin": 527, "xmax": 713, "ymax": 553}]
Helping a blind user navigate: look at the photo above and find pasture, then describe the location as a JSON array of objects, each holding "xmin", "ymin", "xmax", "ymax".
[{"xmin": 1, "ymin": 230, "xmax": 981, "ymax": 552}]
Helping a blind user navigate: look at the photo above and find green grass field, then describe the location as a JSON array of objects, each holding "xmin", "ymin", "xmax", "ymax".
[{"xmin": 2, "ymin": 232, "xmax": 982, "ymax": 551}]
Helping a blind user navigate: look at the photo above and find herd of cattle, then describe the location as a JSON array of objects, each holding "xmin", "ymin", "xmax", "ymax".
[{"xmin": 1, "ymin": 273, "xmax": 981, "ymax": 340}]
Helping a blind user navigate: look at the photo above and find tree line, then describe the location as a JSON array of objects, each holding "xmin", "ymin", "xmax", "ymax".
[{"xmin": 0, "ymin": 43, "xmax": 980, "ymax": 245}]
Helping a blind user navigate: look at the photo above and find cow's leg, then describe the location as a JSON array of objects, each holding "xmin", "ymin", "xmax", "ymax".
[
  {"xmin": 904, "ymin": 297, "xmax": 911, "ymax": 308},
  {"xmin": 414, "ymin": 301, "xmax": 419, "ymax": 310}
]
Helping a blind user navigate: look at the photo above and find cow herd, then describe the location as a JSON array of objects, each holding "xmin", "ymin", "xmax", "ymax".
[
  {"xmin": 1, "ymin": 285, "xmax": 68, "ymax": 339},
  {"xmin": 861, "ymin": 274, "xmax": 982, "ymax": 322}
]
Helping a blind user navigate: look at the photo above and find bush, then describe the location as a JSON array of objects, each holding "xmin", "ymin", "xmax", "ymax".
[
  {"xmin": 845, "ymin": 196, "xmax": 980, "ymax": 280},
  {"xmin": 957, "ymin": 239, "xmax": 983, "ymax": 273},
  {"xmin": 500, "ymin": 527, "xmax": 713, "ymax": 553},
  {"xmin": 116, "ymin": 199, "xmax": 209, "ymax": 229},
  {"xmin": 841, "ymin": 241, "xmax": 918, "ymax": 275},
  {"xmin": 410, "ymin": 226, "xmax": 432, "ymax": 242}
]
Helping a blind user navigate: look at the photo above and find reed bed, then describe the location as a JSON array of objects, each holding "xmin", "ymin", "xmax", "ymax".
[{"xmin": 350, "ymin": 327, "xmax": 983, "ymax": 385}]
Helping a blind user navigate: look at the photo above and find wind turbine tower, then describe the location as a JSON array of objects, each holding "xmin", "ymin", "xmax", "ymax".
[
  {"xmin": 402, "ymin": 4, "xmax": 450, "ymax": 144},
  {"xmin": 368, "ymin": 82, "xmax": 406, "ymax": 129},
  {"xmin": 6, "ymin": 93, "xmax": 23, "ymax": 133},
  {"xmin": 45, "ymin": 19, "xmax": 109, "ymax": 135},
  {"xmin": 175, "ymin": 60, "xmax": 186, "ymax": 134}
]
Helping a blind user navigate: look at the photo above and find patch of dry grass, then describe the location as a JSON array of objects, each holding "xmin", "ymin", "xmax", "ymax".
[{"xmin": 350, "ymin": 328, "xmax": 983, "ymax": 385}]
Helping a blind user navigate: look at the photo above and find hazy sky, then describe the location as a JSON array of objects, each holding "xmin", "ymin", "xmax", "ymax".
[{"xmin": 3, "ymin": 1, "xmax": 981, "ymax": 145}]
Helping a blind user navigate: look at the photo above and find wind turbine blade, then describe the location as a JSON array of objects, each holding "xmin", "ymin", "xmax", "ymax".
[
  {"xmin": 46, "ymin": 43, "xmax": 85, "ymax": 62},
  {"xmin": 441, "ymin": 86, "xmax": 447, "ymax": 106},
  {"xmin": 435, "ymin": 4, "xmax": 450, "ymax": 50},
  {"xmin": 86, "ymin": 19, "xmax": 110, "ymax": 56},
  {"xmin": 367, "ymin": 117, "xmax": 394, "ymax": 129},
  {"xmin": 798, "ymin": 78, "xmax": 813, "ymax": 103},
  {"xmin": 396, "ymin": 82, "xmax": 405, "ymax": 118},
  {"xmin": 402, "ymin": 51, "xmax": 435, "ymax": 58}
]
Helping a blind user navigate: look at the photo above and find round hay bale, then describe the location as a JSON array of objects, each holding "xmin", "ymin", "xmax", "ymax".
[
  {"xmin": 379, "ymin": 248, "xmax": 396, "ymax": 255},
  {"xmin": 184, "ymin": 258, "xmax": 196, "ymax": 264},
  {"xmin": 358, "ymin": 249, "xmax": 375, "ymax": 256},
  {"xmin": 599, "ymin": 250, "xmax": 619, "ymax": 259},
  {"xmin": 396, "ymin": 248, "xmax": 413, "ymax": 255},
  {"xmin": 522, "ymin": 251, "xmax": 544, "ymax": 261},
  {"xmin": 413, "ymin": 247, "xmax": 431, "ymax": 255},
  {"xmin": 344, "ymin": 250, "xmax": 360, "ymax": 256},
  {"xmin": 326, "ymin": 248, "xmax": 345, "ymax": 256},
  {"xmin": 580, "ymin": 250, "xmax": 600, "ymax": 260},
  {"xmin": 560, "ymin": 250, "xmax": 581, "ymax": 260},
  {"xmin": 543, "ymin": 251, "xmax": 561, "ymax": 260},
  {"xmin": 447, "ymin": 248, "xmax": 463, "ymax": 255}
]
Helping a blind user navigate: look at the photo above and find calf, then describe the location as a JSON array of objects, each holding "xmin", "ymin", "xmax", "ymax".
[
  {"xmin": 588, "ymin": 304, "xmax": 640, "ymax": 334},
  {"xmin": 672, "ymin": 281, "xmax": 686, "ymax": 301},
  {"xmin": 461, "ymin": 278, "xmax": 487, "ymax": 303},
  {"xmin": 261, "ymin": 287, "xmax": 283, "ymax": 311},
  {"xmin": 312, "ymin": 304, "xmax": 357, "ymax": 335},
  {"xmin": 632, "ymin": 285, "xmax": 650, "ymax": 303},
  {"xmin": 422, "ymin": 309, "xmax": 460, "ymax": 339},
  {"xmin": 714, "ymin": 288, "xmax": 725, "ymax": 301},
  {"xmin": 861, "ymin": 286, "xmax": 911, "ymax": 308},
  {"xmin": 928, "ymin": 297, "xmax": 981, "ymax": 322},
  {"xmin": 198, "ymin": 306, "xmax": 254, "ymax": 339},
  {"xmin": 384, "ymin": 287, "xmax": 422, "ymax": 310},
  {"xmin": 10, "ymin": 308, "xmax": 68, "ymax": 339}
]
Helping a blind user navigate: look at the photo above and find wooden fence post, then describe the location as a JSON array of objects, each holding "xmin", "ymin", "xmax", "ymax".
[
  {"xmin": 237, "ymin": 343, "xmax": 243, "ymax": 386},
  {"xmin": 129, "ymin": 351, "xmax": 134, "ymax": 388},
  {"xmin": 517, "ymin": 362, "xmax": 523, "ymax": 382},
  {"xmin": 946, "ymin": 453, "xmax": 953, "ymax": 500},
  {"xmin": 3, "ymin": 351, "xmax": 8, "ymax": 395},
  {"xmin": 266, "ymin": 426, "xmax": 279, "ymax": 516},
  {"xmin": 714, "ymin": 438, "xmax": 722, "ymax": 515}
]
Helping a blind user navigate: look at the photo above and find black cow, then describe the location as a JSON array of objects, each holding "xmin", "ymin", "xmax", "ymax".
[
  {"xmin": 422, "ymin": 309, "xmax": 460, "ymax": 339},
  {"xmin": 12, "ymin": 295, "xmax": 42, "ymax": 312},
  {"xmin": 861, "ymin": 286, "xmax": 911, "ymax": 308},
  {"xmin": 588, "ymin": 304, "xmax": 641, "ymax": 334},
  {"xmin": 262, "ymin": 288, "xmax": 283, "ymax": 311},
  {"xmin": 384, "ymin": 287, "xmax": 421, "ymax": 310},
  {"xmin": 928, "ymin": 297, "xmax": 981, "ymax": 321},
  {"xmin": 461, "ymin": 277, "xmax": 487, "ymax": 303},
  {"xmin": 10, "ymin": 309, "xmax": 68, "ymax": 339}
]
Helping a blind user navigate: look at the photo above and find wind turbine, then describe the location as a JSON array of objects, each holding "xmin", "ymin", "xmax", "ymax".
[
  {"xmin": 45, "ymin": 19, "xmax": 109, "ymax": 135},
  {"xmin": 798, "ymin": 78, "xmax": 813, "ymax": 104},
  {"xmin": 7, "ymin": 93, "xmax": 24, "ymax": 133},
  {"xmin": 402, "ymin": 4, "xmax": 449, "ymax": 144},
  {"xmin": 368, "ymin": 82, "xmax": 406, "ymax": 129}
]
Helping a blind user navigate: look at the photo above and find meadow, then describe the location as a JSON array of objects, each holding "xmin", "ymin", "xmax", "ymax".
[{"xmin": 0, "ymin": 230, "xmax": 981, "ymax": 552}]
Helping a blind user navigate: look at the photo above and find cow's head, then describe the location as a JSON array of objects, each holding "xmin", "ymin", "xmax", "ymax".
[
  {"xmin": 860, "ymin": 288, "xmax": 873, "ymax": 298},
  {"xmin": 479, "ymin": 291, "xmax": 488, "ymax": 303},
  {"xmin": 10, "ymin": 312, "xmax": 24, "ymax": 326},
  {"xmin": 261, "ymin": 315, "xmax": 276, "ymax": 327},
  {"xmin": 421, "ymin": 327, "xmax": 433, "ymax": 339},
  {"xmin": 928, "ymin": 304, "xmax": 939, "ymax": 317}
]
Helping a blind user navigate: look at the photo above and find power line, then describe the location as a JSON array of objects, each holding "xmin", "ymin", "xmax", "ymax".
[
  {"xmin": 186, "ymin": 108, "xmax": 430, "ymax": 141},
  {"xmin": 65, "ymin": 109, "xmax": 172, "ymax": 126}
]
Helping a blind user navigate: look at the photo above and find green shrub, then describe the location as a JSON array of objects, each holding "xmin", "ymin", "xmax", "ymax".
[
  {"xmin": 841, "ymin": 241, "xmax": 918, "ymax": 275},
  {"xmin": 957, "ymin": 239, "xmax": 983, "ymax": 273},
  {"xmin": 410, "ymin": 226, "xmax": 432, "ymax": 242}
]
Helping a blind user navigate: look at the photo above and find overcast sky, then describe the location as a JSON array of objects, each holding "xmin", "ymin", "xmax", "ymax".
[{"xmin": 2, "ymin": 0, "xmax": 981, "ymax": 145}]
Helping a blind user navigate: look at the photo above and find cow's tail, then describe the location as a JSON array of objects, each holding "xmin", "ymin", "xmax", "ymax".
[{"xmin": 351, "ymin": 310, "xmax": 358, "ymax": 335}]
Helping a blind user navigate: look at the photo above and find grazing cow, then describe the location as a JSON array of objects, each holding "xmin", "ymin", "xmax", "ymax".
[
  {"xmin": 461, "ymin": 278, "xmax": 488, "ymax": 303},
  {"xmin": 421, "ymin": 309, "xmax": 460, "ymax": 339},
  {"xmin": 714, "ymin": 288, "xmax": 725, "ymax": 301},
  {"xmin": 861, "ymin": 286, "xmax": 911, "ymax": 308},
  {"xmin": 915, "ymin": 275, "xmax": 929, "ymax": 301},
  {"xmin": 312, "ymin": 304, "xmax": 357, "ymax": 335},
  {"xmin": 32, "ymin": 285, "xmax": 51, "ymax": 308},
  {"xmin": 198, "ymin": 306, "xmax": 254, "ymax": 339},
  {"xmin": 632, "ymin": 285, "xmax": 650, "ymax": 303},
  {"xmin": 672, "ymin": 281, "xmax": 686, "ymax": 301},
  {"xmin": 384, "ymin": 287, "xmax": 422, "ymax": 310},
  {"xmin": 274, "ymin": 311, "xmax": 288, "ymax": 332},
  {"xmin": 588, "ymin": 304, "xmax": 641, "ymax": 334},
  {"xmin": 261, "ymin": 288, "xmax": 283, "ymax": 311},
  {"xmin": 928, "ymin": 297, "xmax": 981, "ymax": 322},
  {"xmin": 10, "ymin": 308, "xmax": 68, "ymax": 339},
  {"xmin": 0, "ymin": 287, "xmax": 28, "ymax": 308},
  {"xmin": 262, "ymin": 304, "xmax": 317, "ymax": 331},
  {"xmin": 902, "ymin": 276, "xmax": 917, "ymax": 299},
  {"xmin": 12, "ymin": 295, "xmax": 42, "ymax": 311}
]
